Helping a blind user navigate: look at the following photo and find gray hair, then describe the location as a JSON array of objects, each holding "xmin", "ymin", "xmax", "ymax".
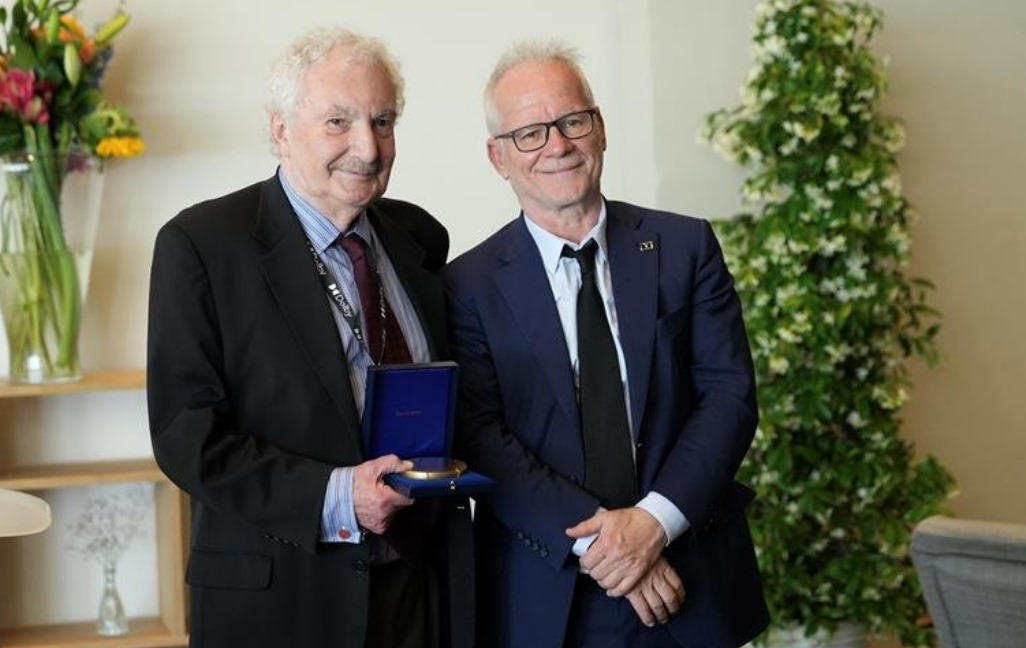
[
  {"xmin": 482, "ymin": 39, "xmax": 595, "ymax": 135},
  {"xmin": 267, "ymin": 27, "xmax": 405, "ymax": 125}
]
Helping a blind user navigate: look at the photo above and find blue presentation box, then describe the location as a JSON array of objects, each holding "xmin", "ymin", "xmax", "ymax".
[{"xmin": 362, "ymin": 361, "xmax": 494, "ymax": 497}]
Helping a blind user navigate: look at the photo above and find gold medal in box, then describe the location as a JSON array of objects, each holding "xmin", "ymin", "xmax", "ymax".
[
  {"xmin": 362, "ymin": 362, "xmax": 495, "ymax": 497},
  {"xmin": 402, "ymin": 457, "xmax": 468, "ymax": 480}
]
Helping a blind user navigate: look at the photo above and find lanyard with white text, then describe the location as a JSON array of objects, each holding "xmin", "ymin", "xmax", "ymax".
[{"xmin": 305, "ymin": 239, "xmax": 386, "ymax": 361}]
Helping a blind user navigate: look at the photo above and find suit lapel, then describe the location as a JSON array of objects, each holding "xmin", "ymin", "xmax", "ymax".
[
  {"xmin": 252, "ymin": 178, "xmax": 363, "ymax": 456},
  {"xmin": 606, "ymin": 205, "xmax": 658, "ymax": 440},
  {"xmin": 495, "ymin": 218, "xmax": 579, "ymax": 428}
]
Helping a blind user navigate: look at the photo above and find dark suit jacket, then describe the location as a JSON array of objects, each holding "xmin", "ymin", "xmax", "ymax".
[
  {"xmin": 443, "ymin": 200, "xmax": 769, "ymax": 648},
  {"xmin": 147, "ymin": 176, "xmax": 474, "ymax": 648}
]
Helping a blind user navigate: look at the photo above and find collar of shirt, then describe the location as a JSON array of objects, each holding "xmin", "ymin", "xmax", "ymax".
[
  {"xmin": 278, "ymin": 168, "xmax": 374, "ymax": 254},
  {"xmin": 523, "ymin": 200, "xmax": 609, "ymax": 275}
]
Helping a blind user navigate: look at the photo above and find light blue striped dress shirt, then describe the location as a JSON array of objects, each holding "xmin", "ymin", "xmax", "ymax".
[{"xmin": 279, "ymin": 171, "xmax": 430, "ymax": 544}]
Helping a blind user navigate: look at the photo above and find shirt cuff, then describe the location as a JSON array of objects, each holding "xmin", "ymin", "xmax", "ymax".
[
  {"xmin": 572, "ymin": 534, "xmax": 597, "ymax": 557},
  {"xmin": 637, "ymin": 492, "xmax": 690, "ymax": 545},
  {"xmin": 320, "ymin": 467, "xmax": 363, "ymax": 544}
]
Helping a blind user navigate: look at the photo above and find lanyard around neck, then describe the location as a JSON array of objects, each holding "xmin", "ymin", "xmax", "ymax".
[{"xmin": 305, "ymin": 238, "xmax": 387, "ymax": 362}]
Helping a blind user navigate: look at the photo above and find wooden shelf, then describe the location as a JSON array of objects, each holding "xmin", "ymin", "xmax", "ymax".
[
  {"xmin": 0, "ymin": 617, "xmax": 186, "ymax": 648},
  {"xmin": 0, "ymin": 459, "xmax": 168, "ymax": 491},
  {"xmin": 0, "ymin": 369, "xmax": 188, "ymax": 648},
  {"xmin": 0, "ymin": 371, "xmax": 145, "ymax": 399}
]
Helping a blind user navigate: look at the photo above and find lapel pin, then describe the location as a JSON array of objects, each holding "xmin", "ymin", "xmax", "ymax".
[{"xmin": 639, "ymin": 241, "xmax": 655, "ymax": 251}]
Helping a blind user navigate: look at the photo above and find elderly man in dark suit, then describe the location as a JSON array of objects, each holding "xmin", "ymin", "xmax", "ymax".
[
  {"xmin": 443, "ymin": 41, "xmax": 769, "ymax": 648},
  {"xmin": 147, "ymin": 27, "xmax": 472, "ymax": 648}
]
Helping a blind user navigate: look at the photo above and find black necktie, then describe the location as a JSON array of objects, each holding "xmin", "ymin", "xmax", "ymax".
[
  {"xmin": 563, "ymin": 241, "xmax": 637, "ymax": 509},
  {"xmin": 338, "ymin": 233, "xmax": 411, "ymax": 365}
]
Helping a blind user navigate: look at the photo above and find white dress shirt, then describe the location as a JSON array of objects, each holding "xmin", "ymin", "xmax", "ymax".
[{"xmin": 523, "ymin": 201, "xmax": 689, "ymax": 553}]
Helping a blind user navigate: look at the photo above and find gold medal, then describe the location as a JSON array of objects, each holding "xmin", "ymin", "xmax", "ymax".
[{"xmin": 401, "ymin": 458, "xmax": 468, "ymax": 480}]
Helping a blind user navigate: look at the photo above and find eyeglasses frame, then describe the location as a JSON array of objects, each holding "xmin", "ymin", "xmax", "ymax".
[{"xmin": 492, "ymin": 108, "xmax": 600, "ymax": 153}]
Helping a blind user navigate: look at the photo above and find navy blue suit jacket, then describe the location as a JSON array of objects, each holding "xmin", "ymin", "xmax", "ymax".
[{"xmin": 443, "ymin": 200, "xmax": 768, "ymax": 648}]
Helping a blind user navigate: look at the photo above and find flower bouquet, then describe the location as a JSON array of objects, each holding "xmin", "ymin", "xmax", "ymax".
[{"xmin": 0, "ymin": 0, "xmax": 143, "ymax": 383}]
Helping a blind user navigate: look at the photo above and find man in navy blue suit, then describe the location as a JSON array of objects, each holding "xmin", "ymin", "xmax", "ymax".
[{"xmin": 443, "ymin": 41, "xmax": 769, "ymax": 648}]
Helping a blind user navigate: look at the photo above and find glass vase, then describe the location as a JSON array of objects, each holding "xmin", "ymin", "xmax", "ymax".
[
  {"xmin": 0, "ymin": 149, "xmax": 103, "ymax": 383},
  {"xmin": 97, "ymin": 563, "xmax": 129, "ymax": 636}
]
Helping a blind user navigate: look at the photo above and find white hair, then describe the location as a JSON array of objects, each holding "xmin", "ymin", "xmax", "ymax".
[
  {"xmin": 266, "ymin": 27, "xmax": 405, "ymax": 127},
  {"xmin": 482, "ymin": 39, "xmax": 595, "ymax": 135}
]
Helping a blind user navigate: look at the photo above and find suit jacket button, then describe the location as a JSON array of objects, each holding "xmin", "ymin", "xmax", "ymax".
[
  {"xmin": 354, "ymin": 560, "xmax": 369, "ymax": 575},
  {"xmin": 704, "ymin": 511, "xmax": 718, "ymax": 533}
]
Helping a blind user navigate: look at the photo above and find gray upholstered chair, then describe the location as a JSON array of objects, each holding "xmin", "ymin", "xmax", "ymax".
[{"xmin": 911, "ymin": 515, "xmax": 1026, "ymax": 648}]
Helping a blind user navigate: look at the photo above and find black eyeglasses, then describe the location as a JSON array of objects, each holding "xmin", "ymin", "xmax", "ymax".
[{"xmin": 493, "ymin": 108, "xmax": 599, "ymax": 152}]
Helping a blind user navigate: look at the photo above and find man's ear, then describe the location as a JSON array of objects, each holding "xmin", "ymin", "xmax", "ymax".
[
  {"xmin": 487, "ymin": 139, "xmax": 510, "ymax": 179},
  {"xmin": 595, "ymin": 110, "xmax": 607, "ymax": 152},
  {"xmin": 270, "ymin": 113, "xmax": 288, "ymax": 156}
]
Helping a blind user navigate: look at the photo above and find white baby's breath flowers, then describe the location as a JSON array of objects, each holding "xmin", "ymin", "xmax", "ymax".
[{"xmin": 67, "ymin": 485, "xmax": 150, "ymax": 569}]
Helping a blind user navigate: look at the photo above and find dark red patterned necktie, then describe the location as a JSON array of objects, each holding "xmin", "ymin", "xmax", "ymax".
[
  {"xmin": 337, "ymin": 233, "xmax": 411, "ymax": 365},
  {"xmin": 339, "ymin": 232, "xmax": 429, "ymax": 558}
]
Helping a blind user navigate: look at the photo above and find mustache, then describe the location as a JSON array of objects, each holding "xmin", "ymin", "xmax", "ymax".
[{"xmin": 331, "ymin": 159, "xmax": 383, "ymax": 175}]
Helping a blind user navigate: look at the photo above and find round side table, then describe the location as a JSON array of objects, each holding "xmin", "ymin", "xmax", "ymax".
[{"xmin": 0, "ymin": 488, "xmax": 51, "ymax": 537}]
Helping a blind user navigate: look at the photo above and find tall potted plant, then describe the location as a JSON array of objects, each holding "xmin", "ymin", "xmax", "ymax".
[{"xmin": 701, "ymin": 0, "xmax": 955, "ymax": 646}]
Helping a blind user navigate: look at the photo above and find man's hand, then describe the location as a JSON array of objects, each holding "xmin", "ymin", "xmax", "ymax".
[
  {"xmin": 625, "ymin": 557, "xmax": 685, "ymax": 627},
  {"xmin": 566, "ymin": 507, "xmax": 666, "ymax": 596},
  {"xmin": 352, "ymin": 454, "xmax": 414, "ymax": 534}
]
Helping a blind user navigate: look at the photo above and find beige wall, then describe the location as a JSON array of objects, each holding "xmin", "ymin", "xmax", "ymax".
[
  {"xmin": 876, "ymin": 1, "xmax": 1026, "ymax": 524},
  {"xmin": 650, "ymin": 0, "xmax": 1026, "ymax": 525}
]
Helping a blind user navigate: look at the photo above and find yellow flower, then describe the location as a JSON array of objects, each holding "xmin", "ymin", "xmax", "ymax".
[
  {"xmin": 59, "ymin": 15, "xmax": 87, "ymax": 42},
  {"xmin": 95, "ymin": 136, "xmax": 145, "ymax": 158}
]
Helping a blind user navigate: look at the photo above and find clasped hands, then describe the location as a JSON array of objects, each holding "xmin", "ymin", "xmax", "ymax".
[{"xmin": 566, "ymin": 507, "xmax": 686, "ymax": 627}]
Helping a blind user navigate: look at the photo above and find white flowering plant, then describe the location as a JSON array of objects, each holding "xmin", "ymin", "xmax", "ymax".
[
  {"xmin": 66, "ymin": 485, "xmax": 150, "ymax": 569},
  {"xmin": 700, "ymin": 0, "xmax": 954, "ymax": 645}
]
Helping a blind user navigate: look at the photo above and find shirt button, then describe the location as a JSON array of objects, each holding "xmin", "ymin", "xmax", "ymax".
[{"xmin": 338, "ymin": 528, "xmax": 351, "ymax": 540}]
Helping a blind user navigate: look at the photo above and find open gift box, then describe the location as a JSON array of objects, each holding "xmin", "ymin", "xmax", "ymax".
[{"xmin": 362, "ymin": 361, "xmax": 495, "ymax": 497}]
